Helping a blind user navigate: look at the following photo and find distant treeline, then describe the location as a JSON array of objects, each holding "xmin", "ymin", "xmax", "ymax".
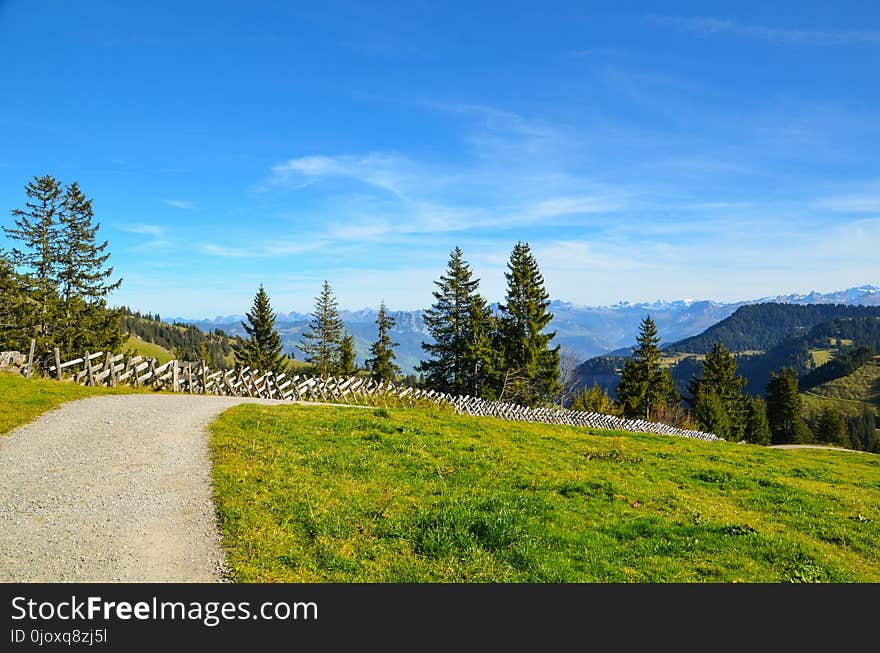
[
  {"xmin": 669, "ymin": 304, "xmax": 880, "ymax": 354},
  {"xmin": 119, "ymin": 308, "xmax": 235, "ymax": 367},
  {"xmin": 737, "ymin": 316, "xmax": 880, "ymax": 395}
]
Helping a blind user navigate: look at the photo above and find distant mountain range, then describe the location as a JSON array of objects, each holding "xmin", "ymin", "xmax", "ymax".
[{"xmin": 167, "ymin": 284, "xmax": 880, "ymax": 374}]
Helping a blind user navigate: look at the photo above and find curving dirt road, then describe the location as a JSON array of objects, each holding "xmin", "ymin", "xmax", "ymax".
[{"xmin": 0, "ymin": 394, "xmax": 288, "ymax": 582}]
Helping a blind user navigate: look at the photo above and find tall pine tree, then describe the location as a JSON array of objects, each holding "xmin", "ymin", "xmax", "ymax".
[
  {"xmin": 234, "ymin": 285, "xmax": 286, "ymax": 375},
  {"xmin": 496, "ymin": 241, "xmax": 560, "ymax": 406},
  {"xmin": 3, "ymin": 175, "xmax": 63, "ymax": 349},
  {"xmin": 616, "ymin": 315, "xmax": 674, "ymax": 419},
  {"xmin": 688, "ymin": 341, "xmax": 747, "ymax": 440},
  {"xmin": 765, "ymin": 367, "xmax": 811, "ymax": 444},
  {"xmin": 55, "ymin": 181, "xmax": 122, "ymax": 354},
  {"xmin": 300, "ymin": 280, "xmax": 344, "ymax": 377},
  {"xmin": 815, "ymin": 405, "xmax": 848, "ymax": 447},
  {"xmin": 366, "ymin": 301, "xmax": 401, "ymax": 382},
  {"xmin": 419, "ymin": 247, "xmax": 496, "ymax": 396},
  {"xmin": 743, "ymin": 395, "xmax": 772, "ymax": 445}
]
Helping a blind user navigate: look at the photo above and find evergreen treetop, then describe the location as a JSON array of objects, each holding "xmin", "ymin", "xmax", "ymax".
[
  {"xmin": 366, "ymin": 301, "xmax": 401, "ymax": 382},
  {"xmin": 765, "ymin": 367, "xmax": 810, "ymax": 444},
  {"xmin": 57, "ymin": 181, "xmax": 120, "ymax": 302},
  {"xmin": 300, "ymin": 280, "xmax": 344, "ymax": 377},
  {"xmin": 419, "ymin": 247, "xmax": 489, "ymax": 395},
  {"xmin": 234, "ymin": 285, "xmax": 286, "ymax": 375},
  {"xmin": 497, "ymin": 241, "xmax": 560, "ymax": 406},
  {"xmin": 688, "ymin": 341, "xmax": 747, "ymax": 440}
]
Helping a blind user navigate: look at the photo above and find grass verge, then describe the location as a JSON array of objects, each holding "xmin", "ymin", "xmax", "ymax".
[{"xmin": 0, "ymin": 373, "xmax": 139, "ymax": 435}]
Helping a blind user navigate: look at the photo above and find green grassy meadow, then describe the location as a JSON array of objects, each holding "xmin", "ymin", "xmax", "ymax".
[
  {"xmin": 210, "ymin": 403, "xmax": 880, "ymax": 583},
  {"xmin": 123, "ymin": 334, "xmax": 174, "ymax": 363}
]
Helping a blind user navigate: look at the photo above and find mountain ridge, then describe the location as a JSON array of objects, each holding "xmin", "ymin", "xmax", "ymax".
[{"xmin": 156, "ymin": 284, "xmax": 879, "ymax": 374}]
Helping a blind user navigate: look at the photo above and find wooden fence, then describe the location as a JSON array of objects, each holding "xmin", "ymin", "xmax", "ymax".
[{"xmin": 5, "ymin": 344, "xmax": 721, "ymax": 442}]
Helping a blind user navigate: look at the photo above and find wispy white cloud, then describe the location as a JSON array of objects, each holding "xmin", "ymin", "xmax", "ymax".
[
  {"xmin": 649, "ymin": 15, "xmax": 880, "ymax": 45},
  {"xmin": 115, "ymin": 223, "xmax": 172, "ymax": 252},
  {"xmin": 268, "ymin": 153, "xmax": 419, "ymax": 197},
  {"xmin": 162, "ymin": 199, "xmax": 197, "ymax": 209},
  {"xmin": 118, "ymin": 223, "xmax": 165, "ymax": 237},
  {"xmin": 200, "ymin": 238, "xmax": 329, "ymax": 258}
]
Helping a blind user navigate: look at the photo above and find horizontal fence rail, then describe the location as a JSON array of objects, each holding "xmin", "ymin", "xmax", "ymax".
[{"xmin": 2, "ymin": 344, "xmax": 721, "ymax": 442}]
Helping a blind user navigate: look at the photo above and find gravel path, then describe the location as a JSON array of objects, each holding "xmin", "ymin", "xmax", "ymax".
[
  {"xmin": 0, "ymin": 394, "xmax": 289, "ymax": 582},
  {"xmin": 770, "ymin": 444, "xmax": 874, "ymax": 454}
]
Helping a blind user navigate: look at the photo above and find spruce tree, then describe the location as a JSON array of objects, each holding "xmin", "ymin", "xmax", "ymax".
[
  {"xmin": 466, "ymin": 293, "xmax": 504, "ymax": 399},
  {"xmin": 300, "ymin": 280, "xmax": 344, "ymax": 377},
  {"xmin": 815, "ymin": 405, "xmax": 848, "ymax": 447},
  {"xmin": 366, "ymin": 301, "xmax": 401, "ymax": 382},
  {"xmin": 765, "ymin": 367, "xmax": 810, "ymax": 444},
  {"xmin": 55, "ymin": 182, "xmax": 122, "ymax": 354},
  {"xmin": 5, "ymin": 174, "xmax": 62, "ymax": 283},
  {"xmin": 497, "ymin": 241, "xmax": 560, "ymax": 406},
  {"xmin": 688, "ymin": 341, "xmax": 746, "ymax": 440},
  {"xmin": 743, "ymin": 395, "xmax": 772, "ymax": 445},
  {"xmin": 419, "ymin": 247, "xmax": 496, "ymax": 396},
  {"xmin": 3, "ymin": 175, "xmax": 63, "ymax": 349},
  {"xmin": 616, "ymin": 315, "xmax": 667, "ymax": 419},
  {"xmin": 692, "ymin": 385, "xmax": 730, "ymax": 438},
  {"xmin": 58, "ymin": 182, "xmax": 121, "ymax": 302},
  {"xmin": 234, "ymin": 285, "xmax": 286, "ymax": 375},
  {"xmin": 339, "ymin": 332, "xmax": 357, "ymax": 376}
]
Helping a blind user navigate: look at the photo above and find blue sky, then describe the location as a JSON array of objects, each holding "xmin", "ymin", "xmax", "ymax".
[{"xmin": 1, "ymin": 1, "xmax": 878, "ymax": 318}]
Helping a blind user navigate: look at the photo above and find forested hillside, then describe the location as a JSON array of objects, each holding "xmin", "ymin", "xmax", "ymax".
[
  {"xmin": 736, "ymin": 316, "xmax": 880, "ymax": 395},
  {"xmin": 119, "ymin": 308, "xmax": 236, "ymax": 368},
  {"xmin": 667, "ymin": 304, "xmax": 880, "ymax": 353}
]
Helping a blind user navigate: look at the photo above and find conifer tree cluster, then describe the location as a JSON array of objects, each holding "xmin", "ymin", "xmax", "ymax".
[
  {"xmin": 418, "ymin": 242, "xmax": 560, "ymax": 406},
  {"xmin": 1, "ymin": 175, "xmax": 122, "ymax": 359}
]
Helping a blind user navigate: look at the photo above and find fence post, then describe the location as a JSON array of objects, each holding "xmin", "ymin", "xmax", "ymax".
[
  {"xmin": 54, "ymin": 347, "xmax": 62, "ymax": 381},
  {"xmin": 172, "ymin": 360, "xmax": 179, "ymax": 393},
  {"xmin": 103, "ymin": 352, "xmax": 113, "ymax": 387},
  {"xmin": 85, "ymin": 352, "xmax": 95, "ymax": 386},
  {"xmin": 25, "ymin": 339, "xmax": 35, "ymax": 378}
]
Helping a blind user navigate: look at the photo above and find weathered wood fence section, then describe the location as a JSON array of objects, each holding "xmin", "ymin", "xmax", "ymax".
[{"xmin": 7, "ymin": 345, "xmax": 721, "ymax": 442}]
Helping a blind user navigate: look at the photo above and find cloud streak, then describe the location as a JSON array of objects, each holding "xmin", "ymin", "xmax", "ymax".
[
  {"xmin": 118, "ymin": 223, "xmax": 165, "ymax": 237},
  {"xmin": 162, "ymin": 199, "xmax": 197, "ymax": 209},
  {"xmin": 649, "ymin": 15, "xmax": 880, "ymax": 45}
]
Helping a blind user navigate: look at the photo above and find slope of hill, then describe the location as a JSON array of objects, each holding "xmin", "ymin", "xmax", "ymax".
[
  {"xmin": 122, "ymin": 334, "xmax": 173, "ymax": 364},
  {"xmin": 211, "ymin": 402, "xmax": 880, "ymax": 582},
  {"xmin": 119, "ymin": 309, "xmax": 236, "ymax": 367},
  {"xmin": 576, "ymin": 310, "xmax": 880, "ymax": 401},
  {"xmin": 735, "ymin": 315, "xmax": 880, "ymax": 395},
  {"xmin": 667, "ymin": 304, "xmax": 880, "ymax": 354},
  {"xmin": 804, "ymin": 358, "xmax": 880, "ymax": 411},
  {"xmin": 800, "ymin": 358, "xmax": 880, "ymax": 452}
]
